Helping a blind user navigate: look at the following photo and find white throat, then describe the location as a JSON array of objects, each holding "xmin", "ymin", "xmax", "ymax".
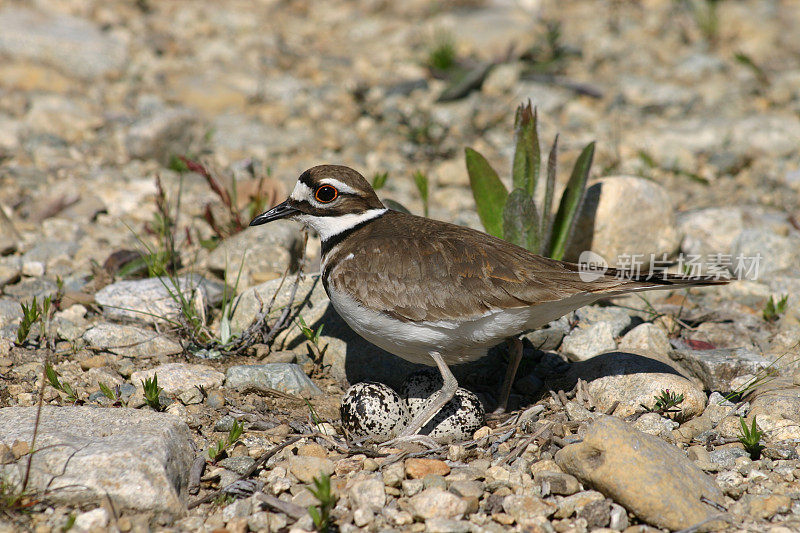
[{"xmin": 296, "ymin": 208, "xmax": 387, "ymax": 241}]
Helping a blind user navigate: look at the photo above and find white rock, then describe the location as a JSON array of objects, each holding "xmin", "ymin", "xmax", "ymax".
[
  {"xmin": 73, "ymin": 507, "xmax": 109, "ymax": 532},
  {"xmin": 349, "ymin": 478, "xmax": 386, "ymax": 511},
  {"xmin": 677, "ymin": 207, "xmax": 745, "ymax": 257},
  {"xmin": 83, "ymin": 323, "xmax": 182, "ymax": 358},
  {"xmin": 0, "ymin": 406, "xmax": 193, "ymax": 513},
  {"xmin": 567, "ymin": 176, "xmax": 680, "ymax": 267},
  {"xmin": 561, "ymin": 322, "xmax": 617, "ymax": 361},
  {"xmin": 131, "ymin": 363, "xmax": 224, "ymax": 397},
  {"xmin": 21, "ymin": 261, "xmax": 44, "ymax": 277},
  {"xmin": 618, "ymin": 323, "xmax": 671, "ymax": 356}
]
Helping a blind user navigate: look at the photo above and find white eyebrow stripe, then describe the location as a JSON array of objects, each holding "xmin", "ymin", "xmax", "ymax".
[
  {"xmin": 318, "ymin": 178, "xmax": 358, "ymax": 195},
  {"xmin": 290, "ymin": 181, "xmax": 313, "ymax": 201}
]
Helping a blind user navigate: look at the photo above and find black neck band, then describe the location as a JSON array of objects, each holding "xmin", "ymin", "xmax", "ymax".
[{"xmin": 320, "ymin": 213, "xmax": 384, "ymax": 258}]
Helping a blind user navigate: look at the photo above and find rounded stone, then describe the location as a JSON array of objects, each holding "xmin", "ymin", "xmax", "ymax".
[{"xmin": 566, "ymin": 176, "xmax": 680, "ymax": 267}]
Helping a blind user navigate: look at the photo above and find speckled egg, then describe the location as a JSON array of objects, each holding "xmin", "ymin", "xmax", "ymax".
[
  {"xmin": 340, "ymin": 382, "xmax": 410, "ymax": 443},
  {"xmin": 400, "ymin": 368, "xmax": 443, "ymax": 415},
  {"xmin": 400, "ymin": 369, "xmax": 486, "ymax": 443}
]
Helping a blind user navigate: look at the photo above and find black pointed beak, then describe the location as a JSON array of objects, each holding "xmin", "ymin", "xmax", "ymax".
[{"xmin": 249, "ymin": 200, "xmax": 299, "ymax": 226}]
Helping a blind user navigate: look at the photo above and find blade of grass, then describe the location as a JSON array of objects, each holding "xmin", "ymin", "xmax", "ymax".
[
  {"xmin": 548, "ymin": 141, "xmax": 594, "ymax": 260},
  {"xmin": 540, "ymin": 134, "xmax": 558, "ymax": 255},
  {"xmin": 465, "ymin": 147, "xmax": 508, "ymax": 238},
  {"xmin": 512, "ymin": 103, "xmax": 539, "ymax": 197},
  {"xmin": 503, "ymin": 189, "xmax": 540, "ymax": 252}
]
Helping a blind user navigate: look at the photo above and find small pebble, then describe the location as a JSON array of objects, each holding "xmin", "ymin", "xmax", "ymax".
[{"xmin": 406, "ymin": 458, "xmax": 450, "ymax": 479}]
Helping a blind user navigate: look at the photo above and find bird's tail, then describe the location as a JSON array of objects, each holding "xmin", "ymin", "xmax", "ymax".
[
  {"xmin": 577, "ymin": 265, "xmax": 730, "ymax": 297},
  {"xmin": 544, "ymin": 255, "xmax": 731, "ymax": 297}
]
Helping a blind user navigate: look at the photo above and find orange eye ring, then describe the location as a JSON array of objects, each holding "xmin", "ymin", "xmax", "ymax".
[{"xmin": 315, "ymin": 185, "xmax": 338, "ymax": 203}]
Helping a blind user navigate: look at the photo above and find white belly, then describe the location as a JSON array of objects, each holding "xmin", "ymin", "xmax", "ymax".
[{"xmin": 326, "ymin": 285, "xmax": 595, "ymax": 366}]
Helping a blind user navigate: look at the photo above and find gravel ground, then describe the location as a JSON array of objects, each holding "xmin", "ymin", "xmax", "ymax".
[{"xmin": 1, "ymin": 0, "xmax": 800, "ymax": 532}]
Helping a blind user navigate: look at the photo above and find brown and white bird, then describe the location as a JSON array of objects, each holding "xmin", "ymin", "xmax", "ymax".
[{"xmin": 250, "ymin": 165, "xmax": 727, "ymax": 440}]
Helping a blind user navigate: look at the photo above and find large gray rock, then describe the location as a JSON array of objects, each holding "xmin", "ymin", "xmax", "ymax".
[
  {"xmin": 83, "ymin": 323, "xmax": 183, "ymax": 358},
  {"xmin": 678, "ymin": 207, "xmax": 745, "ymax": 257},
  {"xmin": 408, "ymin": 488, "xmax": 469, "ymax": 520},
  {"xmin": 747, "ymin": 380, "xmax": 800, "ymax": 442},
  {"xmin": 0, "ymin": 7, "xmax": 127, "ymax": 79},
  {"xmin": 94, "ymin": 275, "xmax": 223, "ymax": 325},
  {"xmin": 225, "ymin": 363, "xmax": 322, "ymax": 396},
  {"xmin": 207, "ymin": 223, "xmax": 304, "ymax": 288},
  {"xmin": 670, "ymin": 347, "xmax": 772, "ymax": 392},
  {"xmin": 555, "ymin": 416, "xmax": 726, "ymax": 531},
  {"xmin": 0, "ymin": 407, "xmax": 193, "ymax": 513},
  {"xmin": 732, "ymin": 229, "xmax": 800, "ymax": 279},
  {"xmin": 547, "ymin": 351, "xmax": 706, "ymax": 419},
  {"xmin": 566, "ymin": 176, "xmax": 680, "ymax": 267}
]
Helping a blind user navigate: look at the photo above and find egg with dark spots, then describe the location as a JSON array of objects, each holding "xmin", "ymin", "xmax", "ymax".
[
  {"xmin": 401, "ymin": 368, "xmax": 442, "ymax": 415},
  {"xmin": 401, "ymin": 369, "xmax": 486, "ymax": 443},
  {"xmin": 340, "ymin": 382, "xmax": 410, "ymax": 443}
]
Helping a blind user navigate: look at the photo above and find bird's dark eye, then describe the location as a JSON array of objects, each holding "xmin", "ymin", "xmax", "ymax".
[{"xmin": 315, "ymin": 185, "xmax": 338, "ymax": 203}]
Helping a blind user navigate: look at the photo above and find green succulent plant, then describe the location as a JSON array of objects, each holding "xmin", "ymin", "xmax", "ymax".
[{"xmin": 465, "ymin": 101, "xmax": 595, "ymax": 260}]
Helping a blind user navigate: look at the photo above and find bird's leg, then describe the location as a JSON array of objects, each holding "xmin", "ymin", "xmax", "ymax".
[
  {"xmin": 493, "ymin": 337, "xmax": 523, "ymax": 414},
  {"xmin": 396, "ymin": 351, "xmax": 458, "ymax": 438}
]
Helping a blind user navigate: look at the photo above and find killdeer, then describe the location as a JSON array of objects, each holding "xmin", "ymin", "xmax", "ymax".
[{"xmin": 250, "ymin": 165, "xmax": 727, "ymax": 440}]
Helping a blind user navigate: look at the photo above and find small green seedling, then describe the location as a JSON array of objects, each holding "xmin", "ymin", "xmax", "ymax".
[
  {"xmin": 208, "ymin": 419, "xmax": 244, "ymax": 462},
  {"xmin": 307, "ymin": 473, "xmax": 336, "ymax": 532},
  {"xmin": 98, "ymin": 382, "xmax": 122, "ymax": 406},
  {"xmin": 16, "ymin": 296, "xmax": 47, "ymax": 345},
  {"xmin": 305, "ymin": 399, "xmax": 329, "ymax": 436},
  {"xmin": 723, "ymin": 342, "xmax": 800, "ymax": 403},
  {"xmin": 465, "ymin": 101, "xmax": 594, "ymax": 260},
  {"xmin": 0, "ymin": 470, "xmax": 33, "ymax": 515},
  {"xmin": 641, "ymin": 389, "xmax": 684, "ymax": 415},
  {"xmin": 413, "ymin": 171, "xmax": 430, "ymax": 217},
  {"xmin": 685, "ymin": 0, "xmax": 721, "ymax": 45},
  {"xmin": 142, "ymin": 373, "xmax": 164, "ymax": 411},
  {"xmin": 426, "ymin": 30, "xmax": 457, "ymax": 72},
  {"xmin": 61, "ymin": 513, "xmax": 76, "ymax": 532},
  {"xmin": 298, "ymin": 316, "xmax": 323, "ymax": 347},
  {"xmin": 45, "ymin": 363, "xmax": 80, "ymax": 404},
  {"xmin": 298, "ymin": 316, "xmax": 328, "ymax": 372},
  {"xmin": 212, "ymin": 493, "xmax": 236, "ymax": 507},
  {"xmin": 763, "ymin": 294, "xmax": 788, "ymax": 322},
  {"xmin": 371, "ymin": 171, "xmax": 389, "ymax": 191},
  {"xmin": 738, "ymin": 416, "xmax": 765, "ymax": 460}
]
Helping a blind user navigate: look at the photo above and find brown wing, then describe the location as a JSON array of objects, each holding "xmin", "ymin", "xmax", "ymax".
[{"xmin": 326, "ymin": 211, "xmax": 725, "ymax": 323}]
